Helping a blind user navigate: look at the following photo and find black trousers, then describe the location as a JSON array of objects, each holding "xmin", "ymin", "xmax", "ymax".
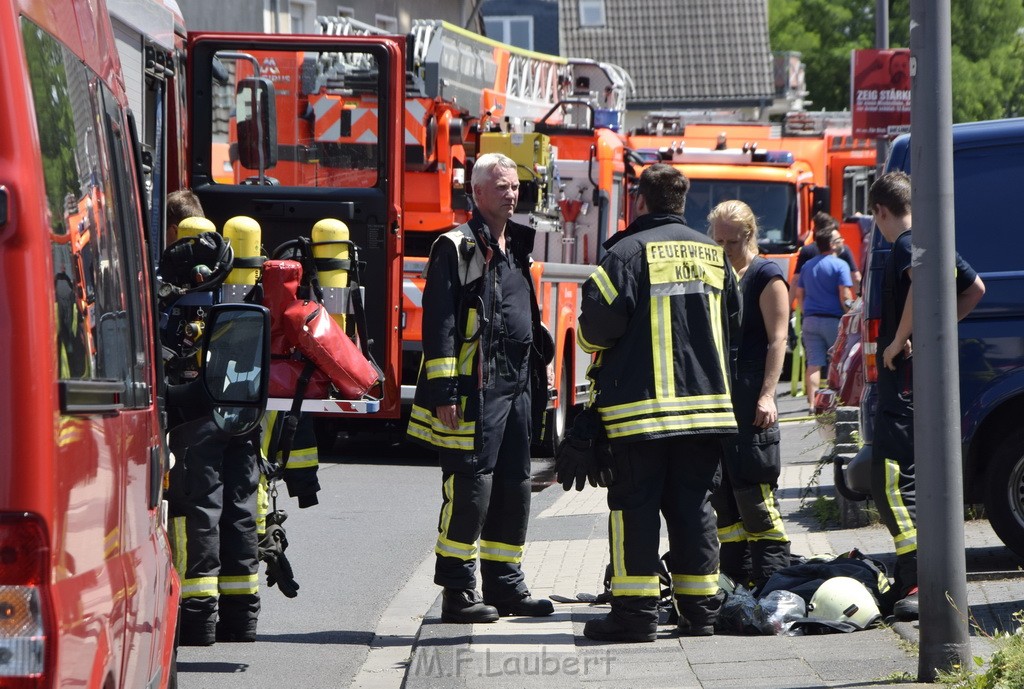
[
  {"xmin": 168, "ymin": 418, "xmax": 261, "ymax": 635},
  {"xmin": 606, "ymin": 435, "xmax": 723, "ymax": 626},
  {"xmin": 434, "ymin": 369, "xmax": 532, "ymax": 602},
  {"xmin": 712, "ymin": 367, "xmax": 790, "ymax": 589}
]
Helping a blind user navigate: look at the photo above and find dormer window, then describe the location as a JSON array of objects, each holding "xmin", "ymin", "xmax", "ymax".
[{"xmin": 579, "ymin": 0, "xmax": 606, "ymax": 28}]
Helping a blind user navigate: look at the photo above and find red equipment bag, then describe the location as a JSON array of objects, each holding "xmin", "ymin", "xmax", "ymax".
[{"xmin": 262, "ymin": 259, "xmax": 381, "ymax": 399}]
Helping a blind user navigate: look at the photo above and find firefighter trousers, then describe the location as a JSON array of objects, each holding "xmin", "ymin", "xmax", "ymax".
[
  {"xmin": 712, "ymin": 368, "xmax": 790, "ymax": 590},
  {"xmin": 606, "ymin": 435, "xmax": 724, "ymax": 627},
  {"xmin": 870, "ymin": 408, "xmax": 917, "ymax": 595},
  {"xmin": 434, "ymin": 368, "xmax": 532, "ymax": 603},
  {"xmin": 168, "ymin": 418, "xmax": 261, "ymax": 639}
]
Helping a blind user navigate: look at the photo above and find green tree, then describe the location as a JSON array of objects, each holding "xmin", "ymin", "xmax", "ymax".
[{"xmin": 769, "ymin": 0, "xmax": 1024, "ymax": 122}]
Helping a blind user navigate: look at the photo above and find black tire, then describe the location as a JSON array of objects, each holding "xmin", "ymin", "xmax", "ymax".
[
  {"xmin": 984, "ymin": 427, "xmax": 1024, "ymax": 559},
  {"xmin": 535, "ymin": 358, "xmax": 571, "ymax": 458}
]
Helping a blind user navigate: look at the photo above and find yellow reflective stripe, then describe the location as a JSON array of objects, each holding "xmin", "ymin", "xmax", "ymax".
[
  {"xmin": 256, "ymin": 477, "xmax": 268, "ymax": 536},
  {"xmin": 261, "ymin": 410, "xmax": 280, "ymax": 457},
  {"xmin": 181, "ymin": 576, "xmax": 219, "ymax": 598},
  {"xmin": 610, "ymin": 575, "xmax": 661, "ymax": 597},
  {"xmin": 610, "ymin": 510, "xmax": 626, "ymax": 578},
  {"xmin": 171, "ymin": 516, "xmax": 187, "ymax": 577},
  {"xmin": 672, "ymin": 572, "xmax": 719, "ymax": 597},
  {"xmin": 479, "ymin": 540, "xmax": 524, "ymax": 563},
  {"xmin": 747, "ymin": 484, "xmax": 788, "ymax": 542},
  {"xmin": 577, "ymin": 327, "xmax": 605, "ymax": 354},
  {"xmin": 425, "ymin": 357, "xmax": 458, "ymax": 379},
  {"xmin": 717, "ymin": 521, "xmax": 747, "ymax": 544},
  {"xmin": 604, "ymin": 412, "xmax": 737, "ymax": 439},
  {"xmin": 651, "ymin": 294, "xmax": 674, "ymax": 398},
  {"xmin": 219, "ymin": 574, "xmax": 259, "ymax": 595},
  {"xmin": 884, "ymin": 457, "xmax": 917, "ymax": 554},
  {"xmin": 708, "ymin": 291, "xmax": 729, "ymax": 391},
  {"xmin": 435, "ymin": 476, "xmax": 478, "ymax": 561},
  {"xmin": 409, "ymin": 404, "xmax": 475, "ymax": 450},
  {"xmin": 435, "ymin": 535, "xmax": 478, "ymax": 561},
  {"xmin": 590, "ymin": 266, "xmax": 618, "ymax": 304},
  {"xmin": 285, "ymin": 447, "xmax": 319, "ymax": 470},
  {"xmin": 600, "ymin": 394, "xmax": 732, "ymax": 420}
]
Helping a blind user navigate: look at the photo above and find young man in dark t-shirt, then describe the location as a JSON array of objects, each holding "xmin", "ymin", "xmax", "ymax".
[{"xmin": 868, "ymin": 171, "xmax": 985, "ymax": 622}]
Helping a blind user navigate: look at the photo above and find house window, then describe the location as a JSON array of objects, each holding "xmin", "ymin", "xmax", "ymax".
[
  {"xmin": 337, "ymin": 5, "xmax": 354, "ymax": 17},
  {"xmin": 484, "ymin": 15, "xmax": 534, "ymax": 51},
  {"xmin": 375, "ymin": 14, "xmax": 398, "ymax": 32},
  {"xmin": 578, "ymin": 0, "xmax": 606, "ymax": 27}
]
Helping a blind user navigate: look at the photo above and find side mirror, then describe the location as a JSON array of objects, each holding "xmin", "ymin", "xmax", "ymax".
[
  {"xmin": 201, "ymin": 303, "xmax": 271, "ymax": 435},
  {"xmin": 236, "ymin": 77, "xmax": 278, "ymax": 170}
]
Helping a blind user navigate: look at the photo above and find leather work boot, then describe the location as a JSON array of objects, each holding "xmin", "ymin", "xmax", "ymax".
[
  {"xmin": 583, "ymin": 598, "xmax": 658, "ymax": 643},
  {"xmin": 677, "ymin": 619, "xmax": 714, "ymax": 637},
  {"xmin": 486, "ymin": 594, "xmax": 555, "ymax": 618},
  {"xmin": 893, "ymin": 587, "xmax": 919, "ymax": 621},
  {"xmin": 441, "ymin": 588, "xmax": 499, "ymax": 623}
]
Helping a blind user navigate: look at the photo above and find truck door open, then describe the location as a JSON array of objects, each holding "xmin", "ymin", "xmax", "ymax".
[{"xmin": 186, "ymin": 33, "xmax": 405, "ymax": 418}]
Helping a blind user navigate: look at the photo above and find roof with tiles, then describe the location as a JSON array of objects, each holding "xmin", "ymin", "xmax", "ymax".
[{"xmin": 557, "ymin": 0, "xmax": 774, "ymax": 109}]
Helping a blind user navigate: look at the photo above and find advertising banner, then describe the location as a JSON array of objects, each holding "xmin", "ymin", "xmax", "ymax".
[{"xmin": 851, "ymin": 49, "xmax": 911, "ymax": 139}]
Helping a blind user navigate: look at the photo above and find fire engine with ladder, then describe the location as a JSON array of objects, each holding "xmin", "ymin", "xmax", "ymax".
[{"xmin": 197, "ymin": 17, "xmax": 636, "ymax": 453}]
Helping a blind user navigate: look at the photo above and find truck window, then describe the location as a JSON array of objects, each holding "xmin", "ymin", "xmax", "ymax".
[
  {"xmin": 208, "ymin": 47, "xmax": 384, "ymax": 189},
  {"xmin": 23, "ymin": 19, "xmax": 147, "ymax": 402},
  {"xmin": 683, "ymin": 180, "xmax": 798, "ymax": 253},
  {"xmin": 953, "ymin": 145, "xmax": 1024, "ymax": 273}
]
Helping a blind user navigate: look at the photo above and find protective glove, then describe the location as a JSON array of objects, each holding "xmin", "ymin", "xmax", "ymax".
[
  {"xmin": 259, "ymin": 510, "xmax": 300, "ymax": 598},
  {"xmin": 554, "ymin": 408, "xmax": 615, "ymax": 491}
]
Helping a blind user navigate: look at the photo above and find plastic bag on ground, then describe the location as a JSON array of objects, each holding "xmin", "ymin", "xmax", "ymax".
[
  {"xmin": 754, "ymin": 590, "xmax": 806, "ymax": 635},
  {"xmin": 715, "ymin": 585, "xmax": 759, "ymax": 634}
]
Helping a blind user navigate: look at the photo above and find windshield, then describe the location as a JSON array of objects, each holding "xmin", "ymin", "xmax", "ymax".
[{"xmin": 683, "ymin": 180, "xmax": 799, "ymax": 253}]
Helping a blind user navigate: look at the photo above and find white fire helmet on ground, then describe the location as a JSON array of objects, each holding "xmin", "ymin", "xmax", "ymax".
[{"xmin": 807, "ymin": 576, "xmax": 881, "ymax": 630}]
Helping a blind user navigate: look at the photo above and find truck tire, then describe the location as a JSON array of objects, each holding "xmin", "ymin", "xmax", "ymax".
[
  {"xmin": 535, "ymin": 357, "xmax": 570, "ymax": 457},
  {"xmin": 984, "ymin": 427, "xmax": 1024, "ymax": 559}
]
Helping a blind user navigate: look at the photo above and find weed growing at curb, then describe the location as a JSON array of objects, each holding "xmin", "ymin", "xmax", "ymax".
[{"xmin": 936, "ymin": 607, "xmax": 1024, "ymax": 687}]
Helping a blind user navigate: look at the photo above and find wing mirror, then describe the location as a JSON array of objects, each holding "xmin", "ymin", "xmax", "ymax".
[{"xmin": 201, "ymin": 303, "xmax": 271, "ymax": 435}]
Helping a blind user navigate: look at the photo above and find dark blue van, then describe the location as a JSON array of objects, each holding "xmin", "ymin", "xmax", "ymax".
[{"xmin": 856, "ymin": 117, "xmax": 1024, "ymax": 557}]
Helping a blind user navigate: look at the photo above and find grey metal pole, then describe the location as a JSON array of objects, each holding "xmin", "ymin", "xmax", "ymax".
[
  {"xmin": 909, "ymin": 0, "xmax": 972, "ymax": 681},
  {"xmin": 875, "ymin": 0, "xmax": 890, "ymax": 171}
]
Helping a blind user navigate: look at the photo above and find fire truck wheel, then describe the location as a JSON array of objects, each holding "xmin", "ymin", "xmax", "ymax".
[
  {"xmin": 536, "ymin": 356, "xmax": 571, "ymax": 458},
  {"xmin": 985, "ymin": 427, "xmax": 1024, "ymax": 559}
]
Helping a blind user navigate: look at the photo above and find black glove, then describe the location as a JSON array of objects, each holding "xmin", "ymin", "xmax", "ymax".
[
  {"xmin": 554, "ymin": 408, "xmax": 615, "ymax": 491},
  {"xmin": 259, "ymin": 510, "xmax": 300, "ymax": 598}
]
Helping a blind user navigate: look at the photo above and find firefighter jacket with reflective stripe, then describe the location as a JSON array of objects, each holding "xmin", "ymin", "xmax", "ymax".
[
  {"xmin": 577, "ymin": 213, "xmax": 741, "ymax": 442},
  {"xmin": 407, "ymin": 216, "xmax": 547, "ymax": 452}
]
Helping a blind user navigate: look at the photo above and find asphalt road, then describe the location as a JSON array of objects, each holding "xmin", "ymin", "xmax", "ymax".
[{"xmin": 174, "ymin": 442, "xmax": 442, "ymax": 689}]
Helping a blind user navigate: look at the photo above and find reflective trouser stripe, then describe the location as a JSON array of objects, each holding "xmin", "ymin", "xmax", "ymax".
[
  {"xmin": 608, "ymin": 510, "xmax": 661, "ymax": 596},
  {"xmin": 672, "ymin": 572, "xmax": 720, "ymax": 597},
  {"xmin": 717, "ymin": 521, "xmax": 747, "ymax": 544},
  {"xmin": 182, "ymin": 576, "xmax": 219, "ymax": 599},
  {"xmin": 747, "ymin": 484, "xmax": 789, "ymax": 542},
  {"xmin": 479, "ymin": 540, "xmax": 523, "ymax": 563},
  {"xmin": 884, "ymin": 457, "xmax": 918, "ymax": 555},
  {"xmin": 171, "ymin": 516, "xmax": 188, "ymax": 577},
  {"xmin": 610, "ymin": 575, "xmax": 661, "ymax": 597},
  {"xmin": 435, "ymin": 475, "xmax": 478, "ymax": 561},
  {"xmin": 219, "ymin": 574, "xmax": 259, "ymax": 596}
]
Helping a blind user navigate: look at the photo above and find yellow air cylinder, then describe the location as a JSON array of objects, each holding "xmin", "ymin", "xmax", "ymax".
[
  {"xmin": 311, "ymin": 218, "xmax": 350, "ymax": 329},
  {"xmin": 223, "ymin": 215, "xmax": 262, "ymax": 286},
  {"xmin": 176, "ymin": 216, "xmax": 215, "ymax": 240}
]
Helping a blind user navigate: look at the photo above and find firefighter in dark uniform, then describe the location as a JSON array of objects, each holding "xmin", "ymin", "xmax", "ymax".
[
  {"xmin": 160, "ymin": 218, "xmax": 262, "ymax": 645},
  {"xmin": 407, "ymin": 153, "xmax": 554, "ymax": 623},
  {"xmin": 577, "ymin": 164, "xmax": 741, "ymax": 642},
  {"xmin": 868, "ymin": 171, "xmax": 984, "ymax": 621},
  {"xmin": 708, "ymin": 200, "xmax": 791, "ymax": 591}
]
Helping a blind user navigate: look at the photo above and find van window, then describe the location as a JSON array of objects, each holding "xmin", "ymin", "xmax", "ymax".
[
  {"xmin": 953, "ymin": 145, "xmax": 1024, "ymax": 273},
  {"xmin": 23, "ymin": 19, "xmax": 151, "ymax": 406}
]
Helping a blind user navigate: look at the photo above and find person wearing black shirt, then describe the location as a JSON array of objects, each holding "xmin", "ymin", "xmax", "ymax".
[
  {"xmin": 708, "ymin": 200, "xmax": 792, "ymax": 590},
  {"xmin": 868, "ymin": 171, "xmax": 985, "ymax": 621}
]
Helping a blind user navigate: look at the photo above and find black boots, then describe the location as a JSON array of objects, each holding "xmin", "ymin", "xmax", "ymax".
[
  {"xmin": 583, "ymin": 597, "xmax": 658, "ymax": 643},
  {"xmin": 487, "ymin": 594, "xmax": 554, "ymax": 618},
  {"xmin": 441, "ymin": 588, "xmax": 500, "ymax": 623}
]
